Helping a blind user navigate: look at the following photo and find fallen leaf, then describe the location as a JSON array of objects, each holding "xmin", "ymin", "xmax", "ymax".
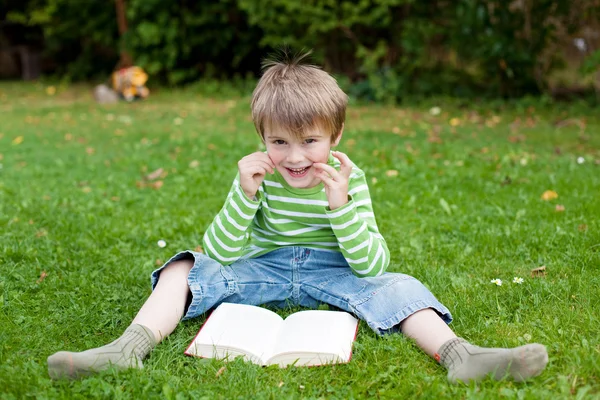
[
  {"xmin": 12, "ymin": 136, "xmax": 24, "ymax": 145},
  {"xmin": 392, "ymin": 126, "xmax": 400, "ymax": 134},
  {"xmin": 208, "ymin": 144, "xmax": 217, "ymax": 150},
  {"xmin": 111, "ymin": 196, "xmax": 120, "ymax": 202},
  {"xmin": 64, "ymin": 133, "xmax": 73, "ymax": 141},
  {"xmin": 35, "ymin": 229, "xmax": 48, "ymax": 238},
  {"xmin": 151, "ymin": 180, "xmax": 164, "ymax": 189},
  {"xmin": 578, "ymin": 224, "xmax": 588, "ymax": 232},
  {"xmin": 155, "ymin": 259, "xmax": 163, "ymax": 266},
  {"xmin": 216, "ymin": 366, "xmax": 226, "ymax": 377},
  {"xmin": 46, "ymin": 86, "xmax": 56, "ymax": 95},
  {"xmin": 85, "ymin": 147, "xmax": 95, "ymax": 155},
  {"xmin": 194, "ymin": 245, "xmax": 204, "ymax": 253},
  {"xmin": 385, "ymin": 170, "xmax": 398, "ymax": 177},
  {"xmin": 541, "ymin": 190, "xmax": 558, "ymax": 201},
  {"xmin": 449, "ymin": 118, "xmax": 460, "ymax": 127},
  {"xmin": 555, "ymin": 204, "xmax": 565, "ymax": 212},
  {"xmin": 36, "ymin": 271, "xmax": 48, "ymax": 284},
  {"xmin": 145, "ymin": 168, "xmax": 164, "ymax": 181},
  {"xmin": 530, "ymin": 266, "xmax": 546, "ymax": 278}
]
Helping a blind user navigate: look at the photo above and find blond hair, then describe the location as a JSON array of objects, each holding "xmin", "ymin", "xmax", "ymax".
[{"xmin": 251, "ymin": 50, "xmax": 348, "ymax": 143}]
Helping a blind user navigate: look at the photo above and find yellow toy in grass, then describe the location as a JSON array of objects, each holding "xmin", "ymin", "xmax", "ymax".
[{"xmin": 111, "ymin": 66, "xmax": 149, "ymax": 101}]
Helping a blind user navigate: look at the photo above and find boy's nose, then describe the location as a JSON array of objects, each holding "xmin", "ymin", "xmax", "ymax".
[{"xmin": 286, "ymin": 148, "xmax": 304, "ymax": 164}]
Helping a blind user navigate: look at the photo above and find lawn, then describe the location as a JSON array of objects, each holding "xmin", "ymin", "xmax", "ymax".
[{"xmin": 1, "ymin": 82, "xmax": 599, "ymax": 399}]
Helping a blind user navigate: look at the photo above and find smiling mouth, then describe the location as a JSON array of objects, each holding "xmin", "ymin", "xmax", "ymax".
[{"xmin": 286, "ymin": 166, "xmax": 310, "ymax": 177}]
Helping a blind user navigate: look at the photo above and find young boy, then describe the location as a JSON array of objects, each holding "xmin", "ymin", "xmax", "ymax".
[{"xmin": 48, "ymin": 52, "xmax": 548, "ymax": 384}]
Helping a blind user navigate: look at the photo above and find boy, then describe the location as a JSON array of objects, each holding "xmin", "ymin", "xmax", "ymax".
[{"xmin": 48, "ymin": 52, "xmax": 548, "ymax": 384}]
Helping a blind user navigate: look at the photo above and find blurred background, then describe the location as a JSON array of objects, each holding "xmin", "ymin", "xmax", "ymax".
[{"xmin": 1, "ymin": 0, "xmax": 599, "ymax": 103}]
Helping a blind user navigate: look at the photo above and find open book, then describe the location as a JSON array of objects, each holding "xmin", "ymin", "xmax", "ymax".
[{"xmin": 184, "ymin": 303, "xmax": 359, "ymax": 367}]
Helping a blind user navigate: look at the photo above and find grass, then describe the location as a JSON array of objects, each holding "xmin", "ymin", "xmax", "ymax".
[{"xmin": 1, "ymin": 81, "xmax": 599, "ymax": 399}]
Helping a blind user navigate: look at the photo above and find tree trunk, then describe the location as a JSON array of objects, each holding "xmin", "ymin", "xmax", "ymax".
[{"xmin": 115, "ymin": 0, "xmax": 133, "ymax": 68}]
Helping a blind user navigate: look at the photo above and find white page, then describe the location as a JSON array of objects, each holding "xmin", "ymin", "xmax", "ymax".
[
  {"xmin": 269, "ymin": 311, "xmax": 358, "ymax": 362},
  {"xmin": 191, "ymin": 303, "xmax": 283, "ymax": 363}
]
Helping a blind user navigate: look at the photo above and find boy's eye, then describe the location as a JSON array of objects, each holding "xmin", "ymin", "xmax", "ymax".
[
  {"xmin": 305, "ymin": 138, "xmax": 316, "ymax": 144},
  {"xmin": 273, "ymin": 139, "xmax": 286, "ymax": 145}
]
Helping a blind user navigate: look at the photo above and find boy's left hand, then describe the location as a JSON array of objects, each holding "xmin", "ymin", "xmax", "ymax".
[{"xmin": 314, "ymin": 151, "xmax": 353, "ymax": 210}]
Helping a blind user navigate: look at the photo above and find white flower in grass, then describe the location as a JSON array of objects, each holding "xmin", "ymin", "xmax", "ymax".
[
  {"xmin": 490, "ymin": 278, "xmax": 503, "ymax": 286},
  {"xmin": 157, "ymin": 240, "xmax": 167, "ymax": 248},
  {"xmin": 577, "ymin": 156, "xmax": 585, "ymax": 164},
  {"xmin": 429, "ymin": 106, "xmax": 441, "ymax": 116},
  {"xmin": 513, "ymin": 277, "xmax": 524, "ymax": 284}
]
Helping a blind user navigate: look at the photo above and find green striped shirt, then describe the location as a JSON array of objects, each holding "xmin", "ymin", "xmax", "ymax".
[{"xmin": 202, "ymin": 152, "xmax": 390, "ymax": 277}]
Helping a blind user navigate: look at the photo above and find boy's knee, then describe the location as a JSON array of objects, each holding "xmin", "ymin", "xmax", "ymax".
[{"xmin": 161, "ymin": 259, "xmax": 194, "ymax": 277}]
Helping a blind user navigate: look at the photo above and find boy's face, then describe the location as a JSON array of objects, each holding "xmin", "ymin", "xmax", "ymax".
[{"xmin": 264, "ymin": 122, "xmax": 342, "ymax": 189}]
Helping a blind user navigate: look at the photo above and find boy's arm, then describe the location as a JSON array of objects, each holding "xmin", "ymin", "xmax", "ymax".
[
  {"xmin": 326, "ymin": 170, "xmax": 390, "ymax": 277},
  {"xmin": 202, "ymin": 174, "xmax": 260, "ymax": 265}
]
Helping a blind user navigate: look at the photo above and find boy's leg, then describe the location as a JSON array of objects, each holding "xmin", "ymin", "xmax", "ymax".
[
  {"xmin": 401, "ymin": 308, "xmax": 548, "ymax": 383},
  {"xmin": 47, "ymin": 258, "xmax": 193, "ymax": 379},
  {"xmin": 299, "ymin": 251, "xmax": 548, "ymax": 383}
]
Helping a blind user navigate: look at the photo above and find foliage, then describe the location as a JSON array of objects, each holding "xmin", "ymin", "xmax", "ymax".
[{"xmin": 1, "ymin": 0, "xmax": 599, "ymax": 98}]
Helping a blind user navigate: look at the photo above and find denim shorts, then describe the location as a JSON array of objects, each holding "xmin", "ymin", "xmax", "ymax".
[{"xmin": 151, "ymin": 247, "xmax": 452, "ymax": 335}]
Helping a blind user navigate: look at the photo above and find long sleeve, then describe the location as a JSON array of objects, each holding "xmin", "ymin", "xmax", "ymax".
[
  {"xmin": 326, "ymin": 171, "xmax": 389, "ymax": 277},
  {"xmin": 202, "ymin": 174, "xmax": 260, "ymax": 265}
]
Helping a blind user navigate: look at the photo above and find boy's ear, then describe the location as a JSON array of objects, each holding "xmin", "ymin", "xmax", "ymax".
[{"xmin": 332, "ymin": 123, "xmax": 344, "ymax": 147}]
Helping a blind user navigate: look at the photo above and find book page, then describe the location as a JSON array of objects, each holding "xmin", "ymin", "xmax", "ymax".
[
  {"xmin": 188, "ymin": 303, "xmax": 283, "ymax": 364},
  {"xmin": 268, "ymin": 310, "xmax": 358, "ymax": 365}
]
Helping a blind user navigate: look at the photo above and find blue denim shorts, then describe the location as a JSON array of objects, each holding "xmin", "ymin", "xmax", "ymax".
[{"xmin": 151, "ymin": 247, "xmax": 452, "ymax": 335}]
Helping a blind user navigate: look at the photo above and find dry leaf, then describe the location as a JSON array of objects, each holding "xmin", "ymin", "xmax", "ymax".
[
  {"xmin": 155, "ymin": 259, "xmax": 163, "ymax": 266},
  {"xmin": 111, "ymin": 196, "xmax": 120, "ymax": 202},
  {"xmin": 578, "ymin": 224, "xmax": 588, "ymax": 232},
  {"xmin": 86, "ymin": 147, "xmax": 95, "ymax": 155},
  {"xmin": 449, "ymin": 118, "xmax": 460, "ymax": 127},
  {"xmin": 208, "ymin": 144, "xmax": 217, "ymax": 150},
  {"xmin": 530, "ymin": 266, "xmax": 547, "ymax": 278},
  {"xmin": 194, "ymin": 245, "xmax": 204, "ymax": 253},
  {"xmin": 385, "ymin": 170, "xmax": 399, "ymax": 177},
  {"xmin": 36, "ymin": 229, "xmax": 48, "ymax": 238},
  {"xmin": 12, "ymin": 136, "xmax": 24, "ymax": 145},
  {"xmin": 144, "ymin": 168, "xmax": 164, "ymax": 181},
  {"xmin": 555, "ymin": 204, "xmax": 565, "ymax": 212},
  {"xmin": 36, "ymin": 271, "xmax": 48, "ymax": 283},
  {"xmin": 151, "ymin": 180, "xmax": 164, "ymax": 189},
  {"xmin": 64, "ymin": 133, "xmax": 73, "ymax": 141},
  {"xmin": 541, "ymin": 190, "xmax": 558, "ymax": 201},
  {"xmin": 392, "ymin": 126, "xmax": 401, "ymax": 134},
  {"xmin": 216, "ymin": 366, "xmax": 226, "ymax": 377}
]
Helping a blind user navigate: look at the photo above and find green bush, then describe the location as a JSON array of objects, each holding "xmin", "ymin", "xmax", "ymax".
[{"xmin": 3, "ymin": 0, "xmax": 598, "ymax": 99}]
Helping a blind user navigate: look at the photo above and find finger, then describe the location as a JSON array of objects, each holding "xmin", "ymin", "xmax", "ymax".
[
  {"xmin": 316, "ymin": 171, "xmax": 335, "ymax": 187},
  {"xmin": 243, "ymin": 151, "xmax": 274, "ymax": 166},
  {"xmin": 314, "ymin": 163, "xmax": 340, "ymax": 180},
  {"xmin": 332, "ymin": 151, "xmax": 353, "ymax": 177},
  {"xmin": 242, "ymin": 160, "xmax": 275, "ymax": 174}
]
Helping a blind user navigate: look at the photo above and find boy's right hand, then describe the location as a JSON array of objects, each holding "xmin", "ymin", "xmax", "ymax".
[{"xmin": 237, "ymin": 152, "xmax": 275, "ymax": 199}]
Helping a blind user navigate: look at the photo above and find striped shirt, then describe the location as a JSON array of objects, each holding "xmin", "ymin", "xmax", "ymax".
[{"xmin": 202, "ymin": 152, "xmax": 390, "ymax": 277}]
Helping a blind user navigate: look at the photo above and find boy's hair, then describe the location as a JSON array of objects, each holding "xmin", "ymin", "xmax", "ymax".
[{"xmin": 251, "ymin": 50, "xmax": 348, "ymax": 143}]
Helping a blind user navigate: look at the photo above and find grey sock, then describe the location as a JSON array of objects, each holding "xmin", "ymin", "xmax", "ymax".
[
  {"xmin": 47, "ymin": 324, "xmax": 156, "ymax": 379},
  {"xmin": 438, "ymin": 337, "xmax": 548, "ymax": 384}
]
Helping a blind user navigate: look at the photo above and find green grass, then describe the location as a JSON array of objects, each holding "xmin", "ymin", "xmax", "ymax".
[{"xmin": 1, "ymin": 82, "xmax": 599, "ymax": 399}]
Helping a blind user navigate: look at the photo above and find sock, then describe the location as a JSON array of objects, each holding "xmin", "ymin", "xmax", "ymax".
[
  {"xmin": 437, "ymin": 337, "xmax": 548, "ymax": 384},
  {"xmin": 47, "ymin": 324, "xmax": 156, "ymax": 379}
]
